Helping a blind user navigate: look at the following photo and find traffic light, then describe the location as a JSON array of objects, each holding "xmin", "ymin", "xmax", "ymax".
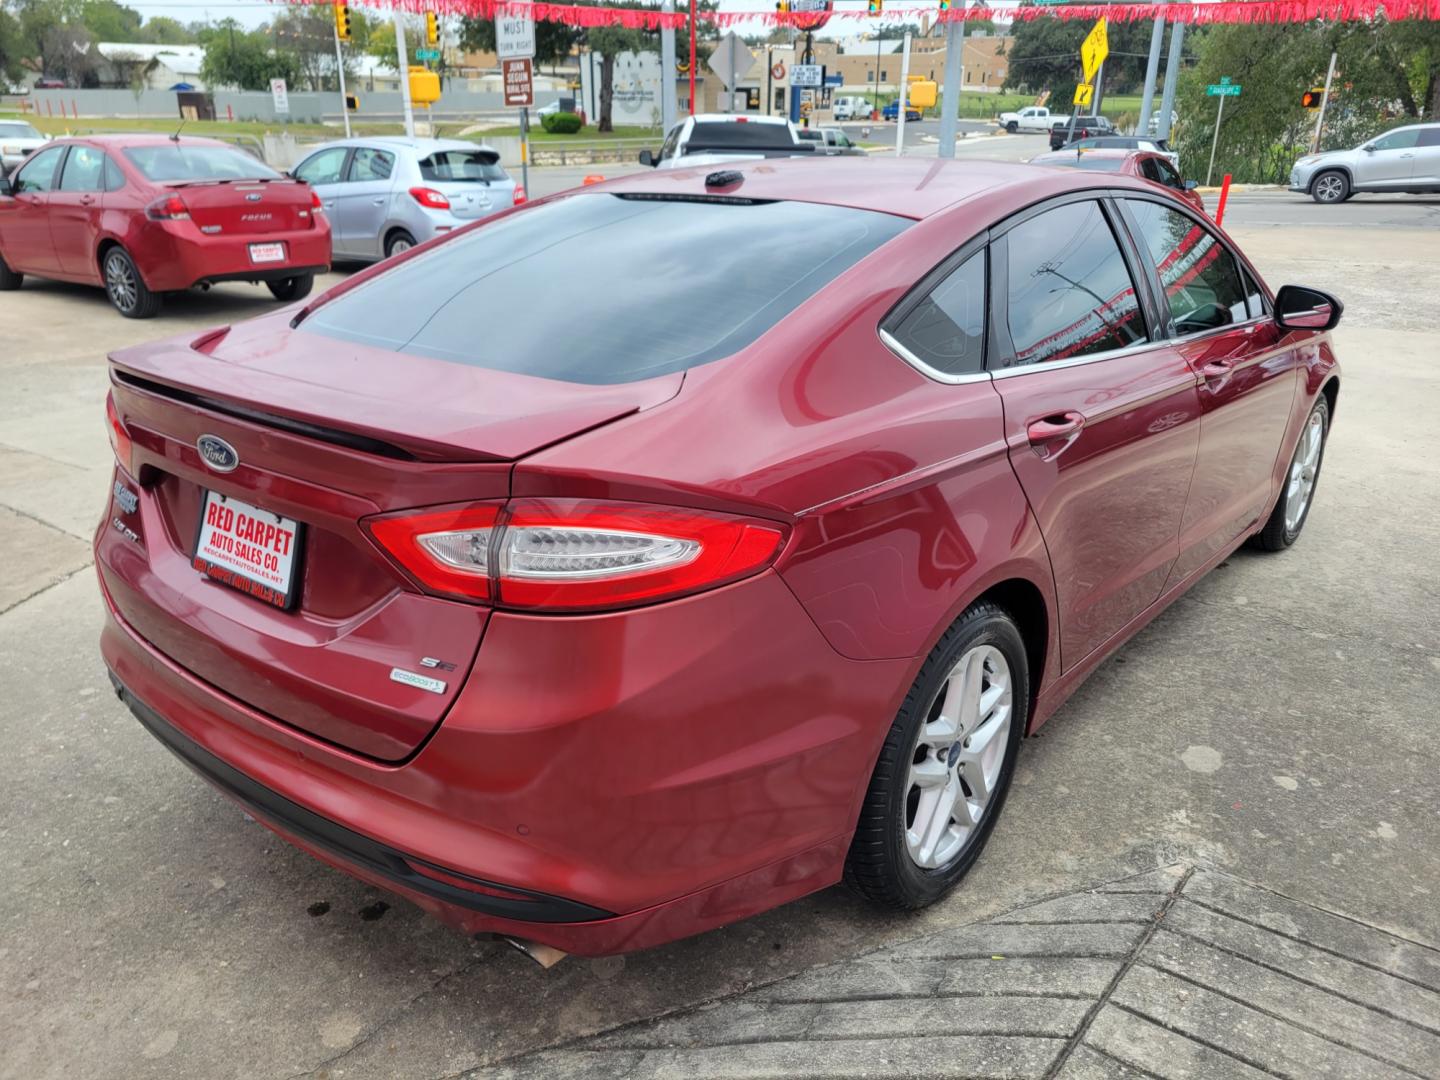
[
  {"xmin": 868, "ymin": 0, "xmax": 883, "ymax": 12},
  {"xmin": 425, "ymin": 12, "xmax": 439, "ymax": 46},
  {"xmin": 1301, "ymin": 88, "xmax": 1324, "ymax": 108},
  {"xmin": 333, "ymin": 1, "xmax": 351, "ymax": 41},
  {"xmin": 939, "ymin": 0, "xmax": 951, "ymax": 9},
  {"xmin": 775, "ymin": 1, "xmax": 790, "ymax": 11},
  {"xmin": 344, "ymin": 93, "xmax": 359, "ymax": 111}
]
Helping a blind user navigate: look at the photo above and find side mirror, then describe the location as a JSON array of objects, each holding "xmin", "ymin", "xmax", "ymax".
[
  {"xmin": 0, "ymin": 173, "xmax": 11, "ymax": 197},
  {"xmin": 1362, "ymin": 144, "xmax": 1376, "ymax": 153},
  {"xmin": 1183, "ymin": 179, "xmax": 1199, "ymax": 190},
  {"xmin": 638, "ymin": 149, "xmax": 654, "ymax": 167},
  {"xmin": 1274, "ymin": 284, "xmax": 1343, "ymax": 332}
]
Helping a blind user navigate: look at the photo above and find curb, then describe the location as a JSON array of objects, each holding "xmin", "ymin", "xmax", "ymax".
[{"xmin": 1195, "ymin": 183, "xmax": 1284, "ymax": 195}]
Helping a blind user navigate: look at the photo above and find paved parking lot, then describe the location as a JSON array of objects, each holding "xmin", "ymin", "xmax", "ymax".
[{"xmin": 1, "ymin": 178, "xmax": 1437, "ymax": 1079}]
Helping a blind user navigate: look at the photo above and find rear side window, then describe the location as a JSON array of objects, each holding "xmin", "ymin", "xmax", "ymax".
[
  {"xmin": 889, "ymin": 251, "xmax": 986, "ymax": 377},
  {"xmin": 418, "ymin": 150, "xmax": 505, "ymax": 182},
  {"xmin": 304, "ymin": 193, "xmax": 909, "ymax": 384},
  {"xmin": 124, "ymin": 145, "xmax": 279, "ymax": 182},
  {"xmin": 349, "ymin": 147, "xmax": 395, "ymax": 182},
  {"xmin": 1125, "ymin": 199, "xmax": 1248, "ymax": 335},
  {"xmin": 1003, "ymin": 200, "xmax": 1146, "ymax": 366},
  {"xmin": 104, "ymin": 155, "xmax": 126, "ymax": 191}
]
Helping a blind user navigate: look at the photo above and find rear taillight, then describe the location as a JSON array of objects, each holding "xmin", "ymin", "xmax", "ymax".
[
  {"xmin": 364, "ymin": 499, "xmax": 786, "ymax": 611},
  {"xmin": 310, "ymin": 190, "xmax": 324, "ymax": 212},
  {"xmin": 512, "ymin": 185, "xmax": 527, "ymax": 205},
  {"xmin": 145, "ymin": 193, "xmax": 189, "ymax": 220},
  {"xmin": 105, "ymin": 392, "xmax": 132, "ymax": 473},
  {"xmin": 408, "ymin": 186, "xmax": 450, "ymax": 210}
]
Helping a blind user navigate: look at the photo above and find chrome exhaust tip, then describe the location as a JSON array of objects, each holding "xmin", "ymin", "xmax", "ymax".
[{"xmin": 501, "ymin": 936, "xmax": 568, "ymax": 968}]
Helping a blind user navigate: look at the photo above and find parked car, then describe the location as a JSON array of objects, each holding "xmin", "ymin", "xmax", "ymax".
[
  {"xmin": 1050, "ymin": 114, "xmax": 1116, "ymax": 151},
  {"xmin": 34, "ymin": 77, "xmax": 66, "ymax": 89},
  {"xmin": 98, "ymin": 158, "xmax": 1340, "ymax": 957},
  {"xmin": 832, "ymin": 95, "xmax": 870, "ymax": 121},
  {"xmin": 799, "ymin": 127, "xmax": 866, "ymax": 156},
  {"xmin": 291, "ymin": 137, "xmax": 520, "ymax": 261},
  {"xmin": 998, "ymin": 105, "xmax": 1067, "ymax": 134},
  {"xmin": 1289, "ymin": 123, "xmax": 1440, "ymax": 203},
  {"xmin": 0, "ymin": 120, "xmax": 47, "ymax": 175},
  {"xmin": 1029, "ymin": 148, "xmax": 1205, "ymax": 214},
  {"xmin": 1066, "ymin": 134, "xmax": 1179, "ymax": 170},
  {"xmin": 882, "ymin": 101, "xmax": 922, "ymax": 123},
  {"xmin": 0, "ymin": 134, "xmax": 329, "ymax": 317},
  {"xmin": 639, "ymin": 114, "xmax": 814, "ymax": 170}
]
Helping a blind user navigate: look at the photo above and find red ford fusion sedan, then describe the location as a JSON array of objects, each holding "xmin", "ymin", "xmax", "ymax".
[
  {"xmin": 1029, "ymin": 147, "xmax": 1208, "ymax": 215},
  {"xmin": 96, "ymin": 158, "xmax": 1340, "ymax": 957},
  {"xmin": 0, "ymin": 134, "xmax": 329, "ymax": 318}
]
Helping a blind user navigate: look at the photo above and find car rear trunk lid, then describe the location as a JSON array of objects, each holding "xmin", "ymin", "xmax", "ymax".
[{"xmin": 171, "ymin": 179, "xmax": 316, "ymax": 236}]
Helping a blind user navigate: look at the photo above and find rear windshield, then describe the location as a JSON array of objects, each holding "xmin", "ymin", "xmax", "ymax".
[
  {"xmin": 687, "ymin": 121, "xmax": 797, "ymax": 149},
  {"xmin": 0, "ymin": 122, "xmax": 42, "ymax": 140},
  {"xmin": 1046, "ymin": 155, "xmax": 1127, "ymax": 172},
  {"xmin": 123, "ymin": 145, "xmax": 280, "ymax": 182},
  {"xmin": 419, "ymin": 150, "xmax": 507, "ymax": 182},
  {"xmin": 304, "ymin": 193, "xmax": 908, "ymax": 384}
]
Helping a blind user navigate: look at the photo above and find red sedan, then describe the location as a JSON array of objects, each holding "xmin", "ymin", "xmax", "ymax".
[
  {"xmin": 1029, "ymin": 147, "xmax": 1207, "ymax": 214},
  {"xmin": 0, "ymin": 134, "xmax": 329, "ymax": 318},
  {"xmin": 96, "ymin": 158, "xmax": 1341, "ymax": 956}
]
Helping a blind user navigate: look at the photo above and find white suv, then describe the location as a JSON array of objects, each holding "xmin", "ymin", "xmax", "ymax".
[{"xmin": 1290, "ymin": 123, "xmax": 1440, "ymax": 203}]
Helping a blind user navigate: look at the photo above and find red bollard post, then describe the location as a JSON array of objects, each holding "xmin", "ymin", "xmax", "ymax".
[
  {"xmin": 227, "ymin": 104, "xmax": 234, "ymax": 122},
  {"xmin": 71, "ymin": 98, "xmax": 78, "ymax": 119},
  {"xmin": 1215, "ymin": 173, "xmax": 1232, "ymax": 226}
]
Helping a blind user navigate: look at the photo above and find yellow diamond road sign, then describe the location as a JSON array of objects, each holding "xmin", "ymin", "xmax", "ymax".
[
  {"xmin": 1081, "ymin": 19, "xmax": 1109, "ymax": 84},
  {"xmin": 1073, "ymin": 82, "xmax": 1093, "ymax": 107}
]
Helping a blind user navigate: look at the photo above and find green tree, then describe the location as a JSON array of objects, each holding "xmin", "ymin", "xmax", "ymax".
[
  {"xmin": 198, "ymin": 18, "xmax": 297, "ymax": 90},
  {"xmin": 1, "ymin": 5, "xmax": 27, "ymax": 83},
  {"xmin": 586, "ymin": 20, "xmax": 655, "ymax": 131},
  {"xmin": 78, "ymin": 0, "xmax": 140, "ymax": 42},
  {"xmin": 138, "ymin": 16, "xmax": 195, "ymax": 45},
  {"xmin": 1001, "ymin": 9, "xmax": 1155, "ymax": 98},
  {"xmin": 459, "ymin": 14, "xmax": 580, "ymax": 73}
]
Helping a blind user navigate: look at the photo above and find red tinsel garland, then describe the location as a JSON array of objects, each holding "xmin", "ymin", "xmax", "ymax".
[{"xmin": 296, "ymin": 0, "xmax": 1439, "ymax": 28}]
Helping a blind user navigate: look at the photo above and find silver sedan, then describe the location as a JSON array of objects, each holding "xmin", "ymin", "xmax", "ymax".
[{"xmin": 291, "ymin": 136, "xmax": 521, "ymax": 261}]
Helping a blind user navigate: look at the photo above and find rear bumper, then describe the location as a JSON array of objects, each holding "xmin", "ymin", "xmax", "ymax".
[
  {"xmin": 139, "ymin": 223, "xmax": 332, "ymax": 292},
  {"xmin": 97, "ymin": 539, "xmax": 910, "ymax": 953}
]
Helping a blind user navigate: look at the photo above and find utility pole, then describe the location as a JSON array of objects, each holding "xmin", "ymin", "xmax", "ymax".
[
  {"xmin": 1206, "ymin": 89, "xmax": 1226, "ymax": 186},
  {"xmin": 393, "ymin": 12, "xmax": 415, "ymax": 137},
  {"xmin": 937, "ymin": 4, "xmax": 965, "ymax": 158},
  {"xmin": 332, "ymin": 21, "xmax": 351, "ymax": 138},
  {"xmin": 1136, "ymin": 15, "xmax": 1163, "ymax": 136},
  {"xmin": 1311, "ymin": 51, "xmax": 1337, "ymax": 154},
  {"xmin": 660, "ymin": 0, "xmax": 677, "ymax": 130},
  {"xmin": 1157, "ymin": 21, "xmax": 1184, "ymax": 141},
  {"xmin": 1092, "ymin": 58, "xmax": 1104, "ymax": 115},
  {"xmin": 894, "ymin": 31, "xmax": 911, "ymax": 156},
  {"xmin": 874, "ymin": 29, "xmax": 882, "ymax": 118}
]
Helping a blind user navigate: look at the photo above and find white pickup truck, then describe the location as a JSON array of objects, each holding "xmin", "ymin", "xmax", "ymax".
[{"xmin": 997, "ymin": 106, "xmax": 1070, "ymax": 134}]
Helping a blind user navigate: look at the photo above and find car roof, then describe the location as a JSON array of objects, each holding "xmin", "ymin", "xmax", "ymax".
[
  {"xmin": 49, "ymin": 133, "xmax": 237, "ymax": 148},
  {"xmin": 689, "ymin": 113, "xmax": 789, "ymax": 125},
  {"xmin": 597, "ymin": 156, "xmax": 1159, "ymax": 220},
  {"xmin": 304, "ymin": 136, "xmax": 498, "ymax": 154}
]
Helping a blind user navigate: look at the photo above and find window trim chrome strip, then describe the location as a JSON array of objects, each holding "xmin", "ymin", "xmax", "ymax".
[
  {"xmin": 989, "ymin": 338, "xmax": 1161, "ymax": 379},
  {"xmin": 879, "ymin": 327, "xmax": 993, "ymax": 386}
]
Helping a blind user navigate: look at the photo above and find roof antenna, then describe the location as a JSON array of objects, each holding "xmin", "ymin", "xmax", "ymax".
[{"xmin": 170, "ymin": 119, "xmax": 186, "ymax": 143}]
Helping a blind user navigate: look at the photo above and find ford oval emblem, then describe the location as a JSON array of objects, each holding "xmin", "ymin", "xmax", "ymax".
[{"xmin": 196, "ymin": 434, "xmax": 239, "ymax": 473}]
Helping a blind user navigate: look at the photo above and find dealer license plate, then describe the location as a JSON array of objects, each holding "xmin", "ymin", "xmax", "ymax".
[
  {"xmin": 249, "ymin": 242, "xmax": 286, "ymax": 264},
  {"xmin": 193, "ymin": 490, "xmax": 301, "ymax": 610}
]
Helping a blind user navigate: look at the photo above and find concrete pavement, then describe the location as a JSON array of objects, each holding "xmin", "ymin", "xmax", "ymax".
[{"xmin": 1, "ymin": 177, "xmax": 1437, "ymax": 1080}]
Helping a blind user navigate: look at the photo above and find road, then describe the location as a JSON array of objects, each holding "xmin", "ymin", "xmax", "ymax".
[{"xmin": 1, "ymin": 162, "xmax": 1437, "ymax": 1080}]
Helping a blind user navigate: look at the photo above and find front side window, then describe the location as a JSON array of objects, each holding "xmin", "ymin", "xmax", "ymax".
[
  {"xmin": 349, "ymin": 147, "xmax": 395, "ymax": 182},
  {"xmin": 294, "ymin": 147, "xmax": 349, "ymax": 186},
  {"xmin": 304, "ymin": 193, "xmax": 909, "ymax": 384},
  {"xmin": 59, "ymin": 145, "xmax": 108, "ymax": 192},
  {"xmin": 13, "ymin": 145, "xmax": 65, "ymax": 193},
  {"xmin": 1125, "ymin": 199, "xmax": 1248, "ymax": 335},
  {"xmin": 1369, "ymin": 128, "xmax": 1421, "ymax": 151},
  {"xmin": 890, "ymin": 250, "xmax": 986, "ymax": 377},
  {"xmin": 1003, "ymin": 200, "xmax": 1146, "ymax": 366}
]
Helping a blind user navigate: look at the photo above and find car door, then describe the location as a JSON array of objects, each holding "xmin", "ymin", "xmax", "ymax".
[
  {"xmin": 1, "ymin": 144, "xmax": 67, "ymax": 275},
  {"xmin": 335, "ymin": 146, "xmax": 396, "ymax": 259},
  {"xmin": 1413, "ymin": 125, "xmax": 1440, "ymax": 185},
  {"xmin": 1116, "ymin": 195, "xmax": 1300, "ymax": 585},
  {"xmin": 47, "ymin": 142, "xmax": 110, "ymax": 278},
  {"xmin": 989, "ymin": 196, "xmax": 1202, "ymax": 669},
  {"xmin": 291, "ymin": 146, "xmax": 351, "ymax": 253},
  {"xmin": 1352, "ymin": 127, "xmax": 1421, "ymax": 188}
]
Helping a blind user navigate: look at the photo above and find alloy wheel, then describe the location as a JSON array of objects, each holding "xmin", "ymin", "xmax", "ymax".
[
  {"xmin": 1285, "ymin": 409, "xmax": 1325, "ymax": 533},
  {"xmin": 904, "ymin": 644, "xmax": 1013, "ymax": 870},
  {"xmin": 105, "ymin": 252, "xmax": 137, "ymax": 313},
  {"xmin": 1315, "ymin": 175, "xmax": 1344, "ymax": 202},
  {"xmin": 389, "ymin": 236, "xmax": 413, "ymax": 256}
]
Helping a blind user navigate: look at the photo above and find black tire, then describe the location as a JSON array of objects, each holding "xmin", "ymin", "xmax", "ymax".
[
  {"xmin": 267, "ymin": 273, "xmax": 314, "ymax": 302},
  {"xmin": 0, "ymin": 250, "xmax": 21, "ymax": 290},
  {"xmin": 1311, "ymin": 170, "xmax": 1349, "ymax": 204},
  {"xmin": 384, "ymin": 230, "xmax": 416, "ymax": 258},
  {"xmin": 1006, "ymin": 120, "xmax": 1018, "ymax": 134},
  {"xmin": 102, "ymin": 246, "xmax": 161, "ymax": 318},
  {"xmin": 845, "ymin": 601, "xmax": 1029, "ymax": 910},
  {"xmin": 1251, "ymin": 396, "xmax": 1329, "ymax": 552}
]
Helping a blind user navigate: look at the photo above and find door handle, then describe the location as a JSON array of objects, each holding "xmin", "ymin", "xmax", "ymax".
[
  {"xmin": 1200, "ymin": 358, "xmax": 1237, "ymax": 378},
  {"xmin": 1026, "ymin": 411, "xmax": 1085, "ymax": 445},
  {"xmin": 372, "ymin": 198, "xmax": 384, "ymax": 205},
  {"xmin": 79, "ymin": 194, "xmax": 95, "ymax": 205}
]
